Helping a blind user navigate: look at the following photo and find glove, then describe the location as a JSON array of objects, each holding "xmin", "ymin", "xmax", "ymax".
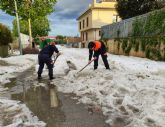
[
  {"xmin": 93, "ymin": 57, "xmax": 97, "ymax": 60},
  {"xmin": 57, "ymin": 52, "xmax": 62, "ymax": 56},
  {"xmin": 104, "ymin": 53, "xmax": 107, "ymax": 55}
]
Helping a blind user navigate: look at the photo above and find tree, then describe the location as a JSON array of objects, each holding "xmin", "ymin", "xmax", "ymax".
[
  {"xmin": 0, "ymin": 0, "xmax": 56, "ymax": 20},
  {"xmin": 0, "ymin": 0, "xmax": 56, "ymax": 46},
  {"xmin": 13, "ymin": 16, "xmax": 50, "ymax": 37},
  {"xmin": 13, "ymin": 19, "xmax": 28, "ymax": 37},
  {"xmin": 56, "ymin": 35, "xmax": 65, "ymax": 40},
  {"xmin": 116, "ymin": 0, "xmax": 165, "ymax": 19},
  {"xmin": 0, "ymin": 23, "xmax": 13, "ymax": 46},
  {"xmin": 32, "ymin": 16, "xmax": 50, "ymax": 37}
]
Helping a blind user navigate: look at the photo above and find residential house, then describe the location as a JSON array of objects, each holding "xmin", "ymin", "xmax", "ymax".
[
  {"xmin": 66, "ymin": 37, "xmax": 82, "ymax": 48},
  {"xmin": 77, "ymin": 0, "xmax": 120, "ymax": 47}
]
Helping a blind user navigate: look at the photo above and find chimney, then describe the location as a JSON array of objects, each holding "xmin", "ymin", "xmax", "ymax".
[{"xmin": 93, "ymin": 0, "xmax": 96, "ymax": 4}]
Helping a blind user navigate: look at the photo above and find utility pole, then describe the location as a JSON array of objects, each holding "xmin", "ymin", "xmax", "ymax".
[
  {"xmin": 27, "ymin": 0, "xmax": 32, "ymax": 48},
  {"xmin": 14, "ymin": 0, "xmax": 22, "ymax": 55},
  {"xmin": 28, "ymin": 17, "xmax": 32, "ymax": 47}
]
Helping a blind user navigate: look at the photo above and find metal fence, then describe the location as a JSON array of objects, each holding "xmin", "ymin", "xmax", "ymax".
[{"xmin": 101, "ymin": 8, "xmax": 165, "ymax": 39}]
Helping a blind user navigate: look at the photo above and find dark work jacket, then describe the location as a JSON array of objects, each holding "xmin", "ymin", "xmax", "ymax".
[
  {"xmin": 89, "ymin": 41, "xmax": 107, "ymax": 60},
  {"xmin": 39, "ymin": 44, "xmax": 59, "ymax": 58}
]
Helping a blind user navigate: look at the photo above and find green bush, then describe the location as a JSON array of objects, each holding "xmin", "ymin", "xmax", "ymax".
[
  {"xmin": 112, "ymin": 10, "xmax": 165, "ymax": 61},
  {"xmin": 0, "ymin": 23, "xmax": 13, "ymax": 46},
  {"xmin": 56, "ymin": 40, "xmax": 66, "ymax": 44}
]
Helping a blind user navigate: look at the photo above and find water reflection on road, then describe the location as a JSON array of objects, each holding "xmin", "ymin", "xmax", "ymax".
[
  {"xmin": 4, "ymin": 67, "xmax": 110, "ymax": 127},
  {"xmin": 12, "ymin": 85, "xmax": 66, "ymax": 127}
]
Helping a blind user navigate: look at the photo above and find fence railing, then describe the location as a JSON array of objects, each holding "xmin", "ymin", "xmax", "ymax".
[{"xmin": 101, "ymin": 8, "xmax": 165, "ymax": 39}]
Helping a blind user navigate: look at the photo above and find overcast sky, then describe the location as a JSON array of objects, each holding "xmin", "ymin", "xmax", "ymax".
[{"xmin": 0, "ymin": 0, "xmax": 93, "ymax": 36}]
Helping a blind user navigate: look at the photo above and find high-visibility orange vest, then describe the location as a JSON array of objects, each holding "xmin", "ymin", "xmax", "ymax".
[{"xmin": 94, "ymin": 41, "xmax": 101, "ymax": 51}]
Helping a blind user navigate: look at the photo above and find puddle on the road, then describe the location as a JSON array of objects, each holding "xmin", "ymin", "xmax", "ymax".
[
  {"xmin": 11, "ymin": 86, "xmax": 66, "ymax": 127},
  {"xmin": 4, "ymin": 67, "xmax": 110, "ymax": 127},
  {"xmin": 4, "ymin": 67, "xmax": 66, "ymax": 127},
  {"xmin": 4, "ymin": 78, "xmax": 17, "ymax": 88}
]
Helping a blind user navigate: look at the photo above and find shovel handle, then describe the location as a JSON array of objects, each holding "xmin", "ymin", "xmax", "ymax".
[
  {"xmin": 53, "ymin": 54, "xmax": 60, "ymax": 64},
  {"xmin": 78, "ymin": 58, "xmax": 95, "ymax": 73}
]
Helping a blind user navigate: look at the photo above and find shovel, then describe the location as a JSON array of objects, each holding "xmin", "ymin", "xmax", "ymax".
[
  {"xmin": 52, "ymin": 53, "xmax": 61, "ymax": 68},
  {"xmin": 77, "ymin": 58, "xmax": 95, "ymax": 73},
  {"xmin": 73, "ymin": 58, "xmax": 95, "ymax": 78},
  {"xmin": 53, "ymin": 54, "xmax": 60, "ymax": 65}
]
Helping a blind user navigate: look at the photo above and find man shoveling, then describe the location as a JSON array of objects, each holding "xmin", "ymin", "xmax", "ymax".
[
  {"xmin": 88, "ymin": 40, "xmax": 110, "ymax": 70},
  {"xmin": 37, "ymin": 41, "xmax": 61, "ymax": 80}
]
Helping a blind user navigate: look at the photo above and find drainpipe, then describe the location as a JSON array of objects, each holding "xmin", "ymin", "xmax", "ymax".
[
  {"xmin": 95, "ymin": 29, "xmax": 96, "ymax": 40},
  {"xmin": 93, "ymin": 0, "xmax": 96, "ymax": 4}
]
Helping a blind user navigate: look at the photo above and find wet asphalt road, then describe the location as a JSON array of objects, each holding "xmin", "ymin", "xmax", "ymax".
[{"xmin": 4, "ymin": 67, "xmax": 110, "ymax": 127}]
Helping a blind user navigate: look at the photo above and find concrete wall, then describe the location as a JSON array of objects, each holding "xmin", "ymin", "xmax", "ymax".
[
  {"xmin": 20, "ymin": 33, "xmax": 30, "ymax": 48},
  {"xmin": 107, "ymin": 39, "xmax": 146, "ymax": 57},
  {"xmin": 10, "ymin": 33, "xmax": 30, "ymax": 50},
  {"xmin": 107, "ymin": 39, "xmax": 165, "ymax": 59},
  {"xmin": 92, "ymin": 9, "xmax": 118, "ymax": 28}
]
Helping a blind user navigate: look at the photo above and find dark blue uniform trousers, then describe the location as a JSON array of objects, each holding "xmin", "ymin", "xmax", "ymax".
[
  {"xmin": 94, "ymin": 54, "xmax": 110, "ymax": 70},
  {"xmin": 38, "ymin": 54, "xmax": 53, "ymax": 78}
]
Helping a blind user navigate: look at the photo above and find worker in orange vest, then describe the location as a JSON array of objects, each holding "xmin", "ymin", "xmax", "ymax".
[{"xmin": 88, "ymin": 40, "xmax": 110, "ymax": 70}]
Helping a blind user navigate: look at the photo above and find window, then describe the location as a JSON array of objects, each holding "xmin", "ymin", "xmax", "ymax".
[
  {"xmin": 86, "ymin": 17, "xmax": 88, "ymax": 27},
  {"xmin": 83, "ymin": 20, "xmax": 85, "ymax": 28},
  {"xmin": 79, "ymin": 22, "xmax": 81, "ymax": 30},
  {"xmin": 86, "ymin": 32, "xmax": 88, "ymax": 41},
  {"xmin": 99, "ymin": 30, "xmax": 101, "ymax": 36}
]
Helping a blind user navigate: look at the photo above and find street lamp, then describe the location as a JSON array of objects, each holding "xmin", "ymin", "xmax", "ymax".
[{"xmin": 14, "ymin": 0, "xmax": 22, "ymax": 55}]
